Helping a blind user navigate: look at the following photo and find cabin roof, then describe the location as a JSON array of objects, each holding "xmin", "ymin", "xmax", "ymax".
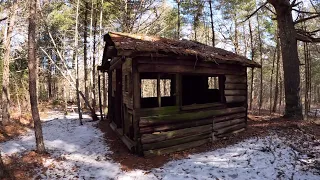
[{"xmin": 104, "ymin": 32, "xmax": 261, "ymax": 68}]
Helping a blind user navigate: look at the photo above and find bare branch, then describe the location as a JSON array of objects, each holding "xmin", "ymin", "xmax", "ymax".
[
  {"xmin": 0, "ymin": 17, "xmax": 7, "ymax": 22},
  {"xmin": 294, "ymin": 14, "xmax": 320, "ymax": 24},
  {"xmin": 292, "ymin": 9, "xmax": 319, "ymax": 15},
  {"xmin": 265, "ymin": 5, "xmax": 276, "ymax": 15},
  {"xmin": 241, "ymin": 2, "xmax": 268, "ymax": 23},
  {"xmin": 291, "ymin": 1, "xmax": 302, "ymax": 8},
  {"xmin": 296, "ymin": 32, "xmax": 320, "ymax": 43}
]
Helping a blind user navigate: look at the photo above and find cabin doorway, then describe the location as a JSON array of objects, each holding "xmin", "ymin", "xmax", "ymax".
[{"xmin": 114, "ymin": 68, "xmax": 123, "ymax": 129}]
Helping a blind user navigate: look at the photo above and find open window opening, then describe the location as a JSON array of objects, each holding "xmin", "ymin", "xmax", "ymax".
[
  {"xmin": 140, "ymin": 73, "xmax": 175, "ymax": 108},
  {"xmin": 182, "ymin": 75, "xmax": 224, "ymax": 106}
]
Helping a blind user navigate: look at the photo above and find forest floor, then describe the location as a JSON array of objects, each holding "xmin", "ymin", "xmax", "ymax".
[{"xmin": 0, "ymin": 110, "xmax": 320, "ymax": 179}]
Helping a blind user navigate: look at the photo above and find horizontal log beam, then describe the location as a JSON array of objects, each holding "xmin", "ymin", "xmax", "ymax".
[
  {"xmin": 181, "ymin": 102, "xmax": 226, "ymax": 111},
  {"xmin": 213, "ymin": 112, "xmax": 247, "ymax": 123},
  {"xmin": 136, "ymin": 58, "xmax": 246, "ymax": 71},
  {"xmin": 140, "ymin": 118, "xmax": 213, "ymax": 134},
  {"xmin": 140, "ymin": 107, "xmax": 246, "ymax": 126},
  {"xmin": 215, "ymin": 122, "xmax": 246, "ymax": 135},
  {"xmin": 143, "ymin": 132, "xmax": 211, "ymax": 150},
  {"xmin": 137, "ymin": 64, "xmax": 246, "ymax": 75},
  {"xmin": 144, "ymin": 138, "xmax": 210, "ymax": 157},
  {"xmin": 225, "ymin": 75, "xmax": 247, "ymax": 83},
  {"xmin": 226, "ymin": 96, "xmax": 246, "ymax": 103},
  {"xmin": 225, "ymin": 83, "xmax": 247, "ymax": 90},
  {"xmin": 213, "ymin": 118, "xmax": 246, "ymax": 130},
  {"xmin": 225, "ymin": 90, "xmax": 247, "ymax": 96},
  {"xmin": 141, "ymin": 124, "xmax": 212, "ymax": 144},
  {"xmin": 139, "ymin": 106, "xmax": 180, "ymax": 117},
  {"xmin": 216, "ymin": 128, "xmax": 246, "ymax": 138}
]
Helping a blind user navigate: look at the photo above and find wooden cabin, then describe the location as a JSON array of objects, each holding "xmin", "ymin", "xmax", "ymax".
[{"xmin": 98, "ymin": 32, "xmax": 261, "ymax": 156}]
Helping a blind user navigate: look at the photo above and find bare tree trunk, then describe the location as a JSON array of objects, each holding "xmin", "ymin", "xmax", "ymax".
[
  {"xmin": 84, "ymin": 2, "xmax": 89, "ymax": 102},
  {"xmin": 279, "ymin": 73, "xmax": 283, "ymax": 113},
  {"xmin": 177, "ymin": 0, "xmax": 180, "ymax": 39},
  {"xmin": 63, "ymin": 85, "xmax": 67, "ymax": 114},
  {"xmin": 0, "ymin": 152, "xmax": 9, "ymax": 179},
  {"xmin": 249, "ymin": 20, "xmax": 255, "ymax": 110},
  {"xmin": 234, "ymin": 17, "xmax": 239, "ymax": 54},
  {"xmin": 268, "ymin": 0, "xmax": 302, "ymax": 118},
  {"xmin": 269, "ymin": 46, "xmax": 277, "ymax": 115},
  {"xmin": 273, "ymin": 36, "xmax": 280, "ymax": 112},
  {"xmin": 92, "ymin": 2, "xmax": 97, "ymax": 111},
  {"xmin": 257, "ymin": 13, "xmax": 263, "ymax": 115},
  {"xmin": 304, "ymin": 42, "xmax": 310, "ymax": 120},
  {"xmin": 208, "ymin": 0, "xmax": 215, "ymax": 46},
  {"xmin": 1, "ymin": 3, "xmax": 17, "ymax": 125},
  {"xmin": 28, "ymin": 0, "xmax": 45, "ymax": 153},
  {"xmin": 98, "ymin": 73, "xmax": 103, "ymax": 120},
  {"xmin": 74, "ymin": 0, "xmax": 83, "ymax": 125},
  {"xmin": 48, "ymin": 50, "xmax": 53, "ymax": 99}
]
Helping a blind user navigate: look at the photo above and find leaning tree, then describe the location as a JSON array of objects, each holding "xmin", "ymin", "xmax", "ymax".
[{"xmin": 246, "ymin": 0, "xmax": 320, "ymax": 119}]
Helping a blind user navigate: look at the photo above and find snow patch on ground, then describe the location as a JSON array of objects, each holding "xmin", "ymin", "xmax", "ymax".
[{"xmin": 1, "ymin": 112, "xmax": 319, "ymax": 179}]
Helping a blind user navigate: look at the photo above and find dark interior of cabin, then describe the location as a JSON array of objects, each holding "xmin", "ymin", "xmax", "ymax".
[
  {"xmin": 182, "ymin": 75, "xmax": 222, "ymax": 105},
  {"xmin": 140, "ymin": 73, "xmax": 224, "ymax": 109}
]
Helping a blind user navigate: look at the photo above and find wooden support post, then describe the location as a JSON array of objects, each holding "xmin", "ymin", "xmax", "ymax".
[
  {"xmin": 132, "ymin": 60, "xmax": 141, "ymax": 154},
  {"xmin": 157, "ymin": 74, "xmax": 161, "ymax": 107},
  {"xmin": 175, "ymin": 74, "xmax": 182, "ymax": 107},
  {"xmin": 108, "ymin": 70, "xmax": 113, "ymax": 122}
]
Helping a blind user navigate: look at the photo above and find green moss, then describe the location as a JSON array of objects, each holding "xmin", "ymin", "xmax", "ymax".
[{"xmin": 142, "ymin": 107, "xmax": 245, "ymax": 123}]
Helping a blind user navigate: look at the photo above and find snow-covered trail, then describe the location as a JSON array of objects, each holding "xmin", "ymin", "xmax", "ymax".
[{"xmin": 1, "ymin": 112, "xmax": 319, "ymax": 180}]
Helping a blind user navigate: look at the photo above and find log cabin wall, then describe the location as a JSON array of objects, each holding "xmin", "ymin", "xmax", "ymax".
[
  {"xmin": 122, "ymin": 58, "xmax": 134, "ymax": 140},
  {"xmin": 132, "ymin": 57, "xmax": 248, "ymax": 156}
]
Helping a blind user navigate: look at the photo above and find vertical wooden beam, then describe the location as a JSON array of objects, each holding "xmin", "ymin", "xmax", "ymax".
[
  {"xmin": 107, "ymin": 70, "xmax": 113, "ymax": 122},
  {"xmin": 157, "ymin": 74, "xmax": 161, "ymax": 107},
  {"xmin": 132, "ymin": 59, "xmax": 141, "ymax": 154},
  {"xmin": 219, "ymin": 75, "xmax": 226, "ymax": 103},
  {"xmin": 175, "ymin": 74, "xmax": 182, "ymax": 107}
]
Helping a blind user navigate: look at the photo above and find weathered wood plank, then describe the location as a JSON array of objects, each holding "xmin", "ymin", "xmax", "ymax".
[
  {"xmin": 213, "ymin": 112, "xmax": 246, "ymax": 123},
  {"xmin": 225, "ymin": 83, "xmax": 247, "ymax": 90},
  {"xmin": 140, "ymin": 118, "xmax": 213, "ymax": 134},
  {"xmin": 141, "ymin": 124, "xmax": 212, "ymax": 144},
  {"xmin": 226, "ymin": 96, "xmax": 246, "ymax": 103},
  {"xmin": 139, "ymin": 106, "xmax": 180, "ymax": 117},
  {"xmin": 132, "ymin": 59, "xmax": 141, "ymax": 153},
  {"xmin": 225, "ymin": 75, "xmax": 247, "ymax": 83},
  {"xmin": 225, "ymin": 90, "xmax": 247, "ymax": 96},
  {"xmin": 213, "ymin": 118, "xmax": 246, "ymax": 130},
  {"xmin": 140, "ymin": 107, "xmax": 246, "ymax": 126},
  {"xmin": 136, "ymin": 58, "xmax": 246, "ymax": 71},
  {"xmin": 215, "ymin": 122, "xmax": 246, "ymax": 135},
  {"xmin": 216, "ymin": 128, "xmax": 246, "ymax": 138},
  {"xmin": 181, "ymin": 102, "xmax": 225, "ymax": 111},
  {"xmin": 137, "ymin": 64, "xmax": 246, "ymax": 75},
  {"xmin": 143, "ymin": 132, "xmax": 211, "ymax": 150},
  {"xmin": 144, "ymin": 138, "xmax": 210, "ymax": 157}
]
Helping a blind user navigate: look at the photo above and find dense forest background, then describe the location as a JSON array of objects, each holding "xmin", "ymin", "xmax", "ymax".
[
  {"xmin": 0, "ymin": 0, "xmax": 320, "ymax": 178},
  {"xmin": 0, "ymin": 0, "xmax": 319, "ymax": 121}
]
